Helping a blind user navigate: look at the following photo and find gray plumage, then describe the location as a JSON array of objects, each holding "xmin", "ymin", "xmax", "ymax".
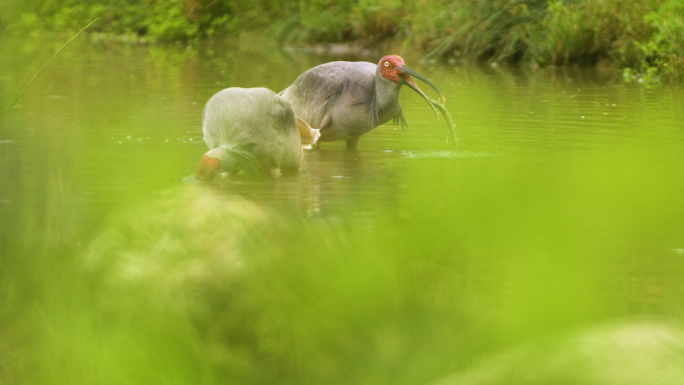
[{"xmin": 280, "ymin": 61, "xmax": 406, "ymax": 149}]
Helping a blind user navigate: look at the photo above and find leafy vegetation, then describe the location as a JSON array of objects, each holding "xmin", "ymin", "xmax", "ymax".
[
  {"xmin": 1, "ymin": 0, "xmax": 683, "ymax": 77},
  {"xmin": 410, "ymin": 0, "xmax": 683, "ymax": 80},
  {"xmin": 629, "ymin": 0, "xmax": 684, "ymax": 82}
]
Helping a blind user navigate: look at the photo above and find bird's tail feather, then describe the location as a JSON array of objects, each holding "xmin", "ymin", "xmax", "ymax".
[
  {"xmin": 296, "ymin": 116, "xmax": 320, "ymax": 149},
  {"xmin": 226, "ymin": 148, "xmax": 261, "ymax": 177}
]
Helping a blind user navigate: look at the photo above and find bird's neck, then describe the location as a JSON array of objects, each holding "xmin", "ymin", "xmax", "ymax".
[
  {"xmin": 374, "ymin": 67, "xmax": 402, "ymax": 109},
  {"xmin": 207, "ymin": 147, "xmax": 232, "ymax": 172}
]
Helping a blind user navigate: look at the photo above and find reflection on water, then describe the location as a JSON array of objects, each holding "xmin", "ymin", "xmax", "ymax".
[
  {"xmin": 1, "ymin": 35, "xmax": 684, "ymax": 384},
  {"xmin": 399, "ymin": 150, "xmax": 496, "ymax": 158}
]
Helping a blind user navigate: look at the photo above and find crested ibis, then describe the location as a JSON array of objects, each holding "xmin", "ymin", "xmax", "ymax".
[
  {"xmin": 280, "ymin": 55, "xmax": 445, "ymax": 150},
  {"xmin": 196, "ymin": 87, "xmax": 319, "ymax": 180}
]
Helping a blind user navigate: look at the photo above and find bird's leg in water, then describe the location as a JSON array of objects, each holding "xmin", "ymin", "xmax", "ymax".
[
  {"xmin": 346, "ymin": 136, "xmax": 361, "ymax": 150},
  {"xmin": 262, "ymin": 158, "xmax": 281, "ymax": 178},
  {"xmin": 315, "ymin": 112, "xmax": 331, "ymax": 151}
]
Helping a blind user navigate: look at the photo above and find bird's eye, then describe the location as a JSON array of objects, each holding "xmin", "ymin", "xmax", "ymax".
[{"xmin": 384, "ymin": 61, "xmax": 389, "ymax": 67}]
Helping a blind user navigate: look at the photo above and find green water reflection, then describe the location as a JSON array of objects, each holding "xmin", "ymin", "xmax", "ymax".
[{"xmin": 1, "ymin": 35, "xmax": 684, "ymax": 384}]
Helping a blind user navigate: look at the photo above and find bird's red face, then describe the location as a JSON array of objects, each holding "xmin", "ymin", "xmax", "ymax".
[
  {"xmin": 196, "ymin": 154, "xmax": 221, "ymax": 181},
  {"xmin": 378, "ymin": 55, "xmax": 446, "ymax": 105},
  {"xmin": 379, "ymin": 55, "xmax": 407, "ymax": 83}
]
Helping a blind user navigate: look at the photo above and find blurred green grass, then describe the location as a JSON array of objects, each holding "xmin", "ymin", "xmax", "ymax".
[{"xmin": 2, "ymin": 143, "xmax": 684, "ymax": 383}]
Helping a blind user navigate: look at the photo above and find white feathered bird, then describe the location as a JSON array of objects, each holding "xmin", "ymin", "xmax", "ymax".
[{"xmin": 196, "ymin": 87, "xmax": 319, "ymax": 180}]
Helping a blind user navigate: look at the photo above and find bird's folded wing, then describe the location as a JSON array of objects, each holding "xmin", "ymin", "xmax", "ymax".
[{"xmin": 296, "ymin": 116, "xmax": 320, "ymax": 149}]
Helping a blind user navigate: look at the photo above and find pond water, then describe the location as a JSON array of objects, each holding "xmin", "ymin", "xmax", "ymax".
[{"xmin": 1, "ymin": 35, "xmax": 684, "ymax": 384}]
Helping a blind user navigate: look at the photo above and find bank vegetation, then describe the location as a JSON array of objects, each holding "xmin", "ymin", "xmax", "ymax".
[{"xmin": 1, "ymin": 0, "xmax": 683, "ymax": 80}]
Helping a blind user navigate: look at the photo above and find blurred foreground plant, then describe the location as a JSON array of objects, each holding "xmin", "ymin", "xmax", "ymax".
[{"xmin": 3, "ymin": 183, "xmax": 684, "ymax": 384}]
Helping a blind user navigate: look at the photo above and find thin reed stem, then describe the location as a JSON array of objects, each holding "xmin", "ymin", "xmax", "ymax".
[{"xmin": 0, "ymin": 18, "xmax": 99, "ymax": 121}]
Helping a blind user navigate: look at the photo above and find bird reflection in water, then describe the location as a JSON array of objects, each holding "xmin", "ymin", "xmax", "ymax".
[{"xmin": 204, "ymin": 148, "xmax": 402, "ymax": 218}]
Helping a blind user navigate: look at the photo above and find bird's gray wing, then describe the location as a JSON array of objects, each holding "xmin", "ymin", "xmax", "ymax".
[
  {"xmin": 284, "ymin": 62, "xmax": 376, "ymax": 125},
  {"xmin": 267, "ymin": 95, "xmax": 297, "ymax": 133}
]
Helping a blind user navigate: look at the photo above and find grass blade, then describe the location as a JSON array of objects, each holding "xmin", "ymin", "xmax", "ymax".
[{"xmin": 0, "ymin": 18, "xmax": 99, "ymax": 121}]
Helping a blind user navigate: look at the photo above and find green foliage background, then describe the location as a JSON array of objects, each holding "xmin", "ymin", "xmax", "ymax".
[{"xmin": 1, "ymin": 0, "xmax": 683, "ymax": 78}]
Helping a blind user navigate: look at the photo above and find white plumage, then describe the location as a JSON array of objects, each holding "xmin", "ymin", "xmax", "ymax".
[{"xmin": 196, "ymin": 87, "xmax": 319, "ymax": 180}]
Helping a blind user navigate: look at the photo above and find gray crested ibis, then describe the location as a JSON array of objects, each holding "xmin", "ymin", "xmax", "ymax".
[
  {"xmin": 280, "ymin": 55, "xmax": 445, "ymax": 150},
  {"xmin": 196, "ymin": 87, "xmax": 319, "ymax": 180}
]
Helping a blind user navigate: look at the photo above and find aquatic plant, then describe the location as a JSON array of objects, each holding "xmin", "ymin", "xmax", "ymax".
[{"xmin": 430, "ymin": 98, "xmax": 457, "ymax": 144}]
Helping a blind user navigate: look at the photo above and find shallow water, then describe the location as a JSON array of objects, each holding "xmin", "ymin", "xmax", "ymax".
[{"xmin": 1, "ymin": 35, "xmax": 684, "ymax": 384}]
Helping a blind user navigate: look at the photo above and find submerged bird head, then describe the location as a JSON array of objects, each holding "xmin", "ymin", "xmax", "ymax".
[
  {"xmin": 196, "ymin": 149, "xmax": 222, "ymax": 181},
  {"xmin": 378, "ymin": 55, "xmax": 446, "ymax": 112}
]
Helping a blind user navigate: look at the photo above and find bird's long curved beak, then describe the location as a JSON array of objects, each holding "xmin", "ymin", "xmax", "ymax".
[
  {"xmin": 399, "ymin": 74, "xmax": 438, "ymax": 116},
  {"xmin": 398, "ymin": 65, "xmax": 446, "ymax": 102},
  {"xmin": 397, "ymin": 65, "xmax": 446, "ymax": 117}
]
